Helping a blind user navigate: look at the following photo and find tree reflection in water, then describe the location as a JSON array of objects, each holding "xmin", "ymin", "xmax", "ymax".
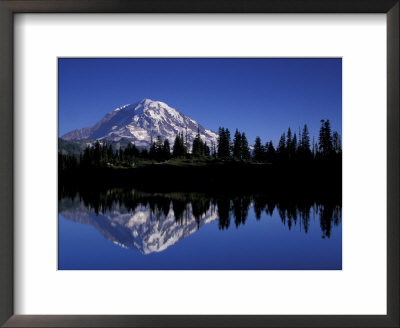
[{"xmin": 59, "ymin": 186, "xmax": 341, "ymax": 239}]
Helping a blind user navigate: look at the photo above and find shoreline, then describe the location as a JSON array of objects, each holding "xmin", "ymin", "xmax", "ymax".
[{"xmin": 59, "ymin": 160, "xmax": 342, "ymax": 201}]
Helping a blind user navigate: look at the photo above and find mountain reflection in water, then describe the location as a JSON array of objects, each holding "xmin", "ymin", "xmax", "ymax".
[{"xmin": 59, "ymin": 188, "xmax": 341, "ymax": 255}]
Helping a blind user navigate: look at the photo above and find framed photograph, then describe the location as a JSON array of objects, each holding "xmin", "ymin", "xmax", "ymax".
[
  {"xmin": 0, "ymin": 0, "xmax": 398, "ymax": 327},
  {"xmin": 58, "ymin": 57, "xmax": 343, "ymax": 271}
]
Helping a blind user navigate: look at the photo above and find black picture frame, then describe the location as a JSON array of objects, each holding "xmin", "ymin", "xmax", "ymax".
[{"xmin": 0, "ymin": 0, "xmax": 398, "ymax": 327}]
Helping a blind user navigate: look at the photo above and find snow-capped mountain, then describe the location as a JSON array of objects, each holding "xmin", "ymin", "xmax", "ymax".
[
  {"xmin": 60, "ymin": 202, "xmax": 218, "ymax": 254},
  {"xmin": 62, "ymin": 98, "xmax": 219, "ymax": 149}
]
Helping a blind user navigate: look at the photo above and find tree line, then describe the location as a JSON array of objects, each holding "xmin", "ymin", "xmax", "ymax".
[
  {"xmin": 253, "ymin": 119, "xmax": 342, "ymax": 163},
  {"xmin": 59, "ymin": 119, "xmax": 341, "ymax": 171}
]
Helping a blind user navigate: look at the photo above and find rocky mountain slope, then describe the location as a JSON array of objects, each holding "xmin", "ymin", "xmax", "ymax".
[{"xmin": 62, "ymin": 98, "xmax": 218, "ymax": 149}]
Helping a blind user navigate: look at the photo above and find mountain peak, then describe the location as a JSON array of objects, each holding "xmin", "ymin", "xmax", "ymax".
[
  {"xmin": 138, "ymin": 98, "xmax": 171, "ymax": 110},
  {"xmin": 139, "ymin": 98, "xmax": 154, "ymax": 105},
  {"xmin": 62, "ymin": 99, "xmax": 218, "ymax": 149}
]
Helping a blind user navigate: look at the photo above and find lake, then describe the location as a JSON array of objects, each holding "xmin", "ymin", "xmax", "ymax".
[{"xmin": 58, "ymin": 188, "xmax": 342, "ymax": 270}]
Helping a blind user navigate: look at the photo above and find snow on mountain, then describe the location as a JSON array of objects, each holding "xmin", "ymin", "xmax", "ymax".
[
  {"xmin": 60, "ymin": 202, "xmax": 218, "ymax": 254},
  {"xmin": 62, "ymin": 98, "xmax": 219, "ymax": 149}
]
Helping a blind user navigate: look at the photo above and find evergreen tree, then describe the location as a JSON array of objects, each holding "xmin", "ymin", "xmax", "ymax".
[
  {"xmin": 172, "ymin": 134, "xmax": 181, "ymax": 157},
  {"xmin": 125, "ymin": 143, "xmax": 139, "ymax": 165},
  {"xmin": 217, "ymin": 127, "xmax": 231, "ymax": 159},
  {"xmin": 118, "ymin": 148, "xmax": 123, "ymax": 164},
  {"xmin": 292, "ymin": 133, "xmax": 298, "ymax": 159},
  {"xmin": 312, "ymin": 136, "xmax": 316, "ymax": 158},
  {"xmin": 185, "ymin": 127, "xmax": 189, "ymax": 152},
  {"xmin": 241, "ymin": 132, "xmax": 251, "ymax": 161},
  {"xmin": 253, "ymin": 136, "xmax": 265, "ymax": 162},
  {"xmin": 101, "ymin": 142, "xmax": 108, "ymax": 166},
  {"xmin": 301, "ymin": 124, "xmax": 310, "ymax": 150},
  {"xmin": 265, "ymin": 141, "xmax": 276, "ymax": 163},
  {"xmin": 149, "ymin": 141, "xmax": 157, "ymax": 160},
  {"xmin": 202, "ymin": 142, "xmax": 210, "ymax": 157},
  {"xmin": 94, "ymin": 141, "xmax": 101, "ymax": 167},
  {"xmin": 332, "ymin": 131, "xmax": 342, "ymax": 154},
  {"xmin": 163, "ymin": 139, "xmax": 171, "ymax": 160},
  {"xmin": 124, "ymin": 143, "xmax": 134, "ymax": 165},
  {"xmin": 211, "ymin": 141, "xmax": 217, "ymax": 158},
  {"xmin": 232, "ymin": 129, "xmax": 242, "ymax": 160},
  {"xmin": 155, "ymin": 135, "xmax": 163, "ymax": 161},
  {"xmin": 113, "ymin": 145, "xmax": 119, "ymax": 164},
  {"xmin": 298, "ymin": 126, "xmax": 302, "ymax": 149},
  {"xmin": 318, "ymin": 119, "xmax": 333, "ymax": 158},
  {"xmin": 298, "ymin": 124, "xmax": 312, "ymax": 160},
  {"xmin": 155, "ymin": 135, "xmax": 163, "ymax": 151},
  {"xmin": 286, "ymin": 128, "xmax": 298, "ymax": 160},
  {"xmin": 226, "ymin": 129, "xmax": 231, "ymax": 158},
  {"xmin": 286, "ymin": 127, "xmax": 292, "ymax": 159},
  {"xmin": 107, "ymin": 144, "xmax": 114, "ymax": 165},
  {"xmin": 277, "ymin": 133, "xmax": 287, "ymax": 160},
  {"xmin": 192, "ymin": 128, "xmax": 203, "ymax": 157},
  {"xmin": 172, "ymin": 132, "xmax": 187, "ymax": 157},
  {"xmin": 84, "ymin": 145, "xmax": 93, "ymax": 167}
]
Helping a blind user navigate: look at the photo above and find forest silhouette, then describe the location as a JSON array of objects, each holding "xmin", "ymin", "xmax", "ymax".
[{"xmin": 59, "ymin": 119, "xmax": 342, "ymax": 196}]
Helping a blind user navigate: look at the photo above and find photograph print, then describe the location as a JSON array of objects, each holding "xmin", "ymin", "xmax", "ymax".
[{"xmin": 58, "ymin": 58, "xmax": 342, "ymax": 270}]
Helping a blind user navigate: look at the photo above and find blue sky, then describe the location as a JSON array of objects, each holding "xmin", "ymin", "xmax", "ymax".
[{"xmin": 58, "ymin": 58, "xmax": 341, "ymax": 146}]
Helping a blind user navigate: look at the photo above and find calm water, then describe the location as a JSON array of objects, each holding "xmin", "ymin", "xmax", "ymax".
[{"xmin": 58, "ymin": 188, "xmax": 342, "ymax": 270}]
